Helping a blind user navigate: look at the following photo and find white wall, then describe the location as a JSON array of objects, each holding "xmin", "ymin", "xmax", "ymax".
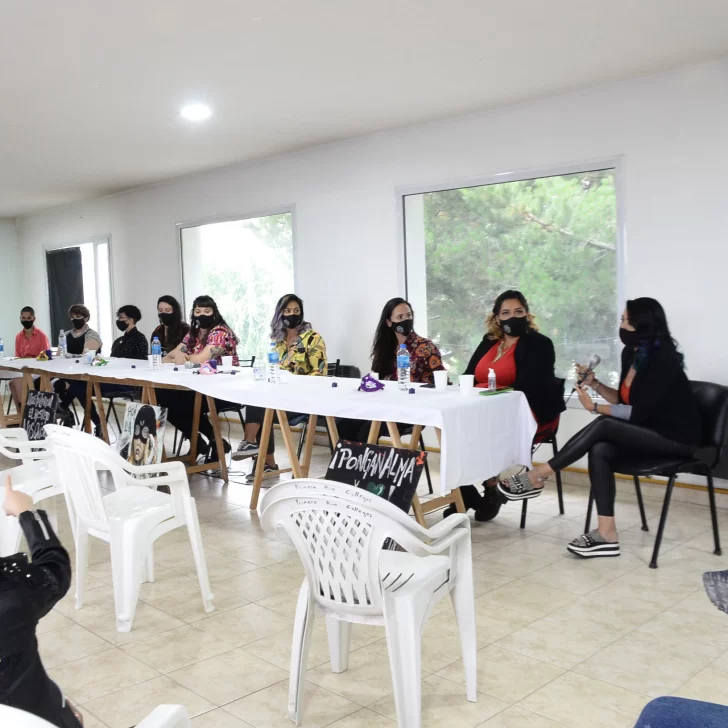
[
  {"xmin": 0, "ymin": 220, "xmax": 22, "ymax": 351},
  {"xmin": 14, "ymin": 59, "xmax": 728, "ymax": 471}
]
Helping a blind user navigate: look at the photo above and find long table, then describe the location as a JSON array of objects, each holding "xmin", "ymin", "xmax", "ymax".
[{"xmin": 0, "ymin": 357, "xmax": 537, "ymax": 523}]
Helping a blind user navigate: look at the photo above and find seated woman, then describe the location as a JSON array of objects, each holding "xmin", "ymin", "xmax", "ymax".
[
  {"xmin": 1, "ymin": 477, "xmax": 83, "ymax": 727},
  {"xmin": 55, "ymin": 304, "xmax": 103, "ymax": 431},
  {"xmin": 161, "ymin": 295, "xmax": 239, "ymax": 462},
  {"xmin": 150, "ymin": 295, "xmax": 190, "ymax": 355},
  {"xmin": 336, "ymin": 297, "xmax": 444, "ymax": 443},
  {"xmin": 233, "ymin": 294, "xmax": 326, "ymax": 470},
  {"xmin": 456, "ymin": 290, "xmax": 565, "ymax": 520},
  {"xmin": 499, "ymin": 297, "xmax": 700, "ymax": 558}
]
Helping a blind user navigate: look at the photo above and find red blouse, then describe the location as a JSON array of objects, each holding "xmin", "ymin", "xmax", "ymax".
[
  {"xmin": 474, "ymin": 341, "xmax": 518, "ymax": 388},
  {"xmin": 620, "ymin": 379, "xmax": 632, "ymax": 404}
]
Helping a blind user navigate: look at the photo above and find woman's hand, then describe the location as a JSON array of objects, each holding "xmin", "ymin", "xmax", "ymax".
[
  {"xmin": 576, "ymin": 383, "xmax": 595, "ymax": 412},
  {"xmin": 3, "ymin": 476, "xmax": 33, "ymax": 517},
  {"xmin": 575, "ymin": 363, "xmax": 596, "ymax": 387},
  {"xmin": 169, "ymin": 351, "xmax": 187, "ymax": 365}
]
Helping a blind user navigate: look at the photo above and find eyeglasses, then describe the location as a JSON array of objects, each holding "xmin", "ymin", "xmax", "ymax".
[{"xmin": 134, "ymin": 425, "xmax": 151, "ymax": 440}]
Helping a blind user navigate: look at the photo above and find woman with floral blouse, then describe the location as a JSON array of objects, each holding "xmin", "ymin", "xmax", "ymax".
[{"xmin": 233, "ymin": 294, "xmax": 327, "ymax": 469}]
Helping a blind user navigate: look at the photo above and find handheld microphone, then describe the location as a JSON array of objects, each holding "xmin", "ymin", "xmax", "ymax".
[{"xmin": 576, "ymin": 354, "xmax": 601, "ymax": 385}]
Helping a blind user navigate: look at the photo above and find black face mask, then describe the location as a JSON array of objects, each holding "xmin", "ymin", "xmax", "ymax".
[
  {"xmin": 392, "ymin": 318, "xmax": 414, "ymax": 337},
  {"xmin": 116, "ymin": 320, "xmax": 129, "ymax": 332},
  {"xmin": 20, "ymin": 320, "xmax": 34, "ymax": 330},
  {"xmin": 500, "ymin": 316, "xmax": 528, "ymax": 337},
  {"xmin": 282, "ymin": 313, "xmax": 303, "ymax": 330},
  {"xmin": 619, "ymin": 328, "xmax": 642, "ymax": 347},
  {"xmin": 158, "ymin": 312, "xmax": 175, "ymax": 327},
  {"xmin": 195, "ymin": 314, "xmax": 216, "ymax": 329},
  {"xmin": 71, "ymin": 318, "xmax": 86, "ymax": 330}
]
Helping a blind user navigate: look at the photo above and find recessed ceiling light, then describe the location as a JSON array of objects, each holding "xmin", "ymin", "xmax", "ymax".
[{"xmin": 180, "ymin": 104, "xmax": 212, "ymax": 122}]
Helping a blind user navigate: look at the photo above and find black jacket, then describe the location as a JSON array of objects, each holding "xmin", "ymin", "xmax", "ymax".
[
  {"xmin": 0, "ymin": 510, "xmax": 80, "ymax": 727},
  {"xmin": 110, "ymin": 326, "xmax": 148, "ymax": 360},
  {"xmin": 620, "ymin": 346, "xmax": 700, "ymax": 446},
  {"xmin": 464, "ymin": 330, "xmax": 566, "ymax": 425}
]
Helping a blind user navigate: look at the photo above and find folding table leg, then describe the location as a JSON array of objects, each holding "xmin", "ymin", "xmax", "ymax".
[
  {"xmin": 93, "ymin": 382, "xmax": 110, "ymax": 444},
  {"xmin": 301, "ymin": 414, "xmax": 318, "ymax": 477},
  {"xmin": 277, "ymin": 410, "xmax": 304, "ymax": 479},
  {"xmin": 206, "ymin": 395, "xmax": 229, "ymax": 483},
  {"xmin": 250, "ymin": 408, "xmax": 274, "ymax": 510},
  {"xmin": 83, "ymin": 380, "xmax": 94, "ymax": 433}
]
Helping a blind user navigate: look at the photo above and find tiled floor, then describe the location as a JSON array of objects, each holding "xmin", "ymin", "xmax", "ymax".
[{"xmin": 6, "ymin": 422, "xmax": 728, "ymax": 728}]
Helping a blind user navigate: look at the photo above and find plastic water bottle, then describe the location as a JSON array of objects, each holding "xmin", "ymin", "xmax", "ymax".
[
  {"xmin": 58, "ymin": 330, "xmax": 67, "ymax": 358},
  {"xmin": 0, "ymin": 338, "xmax": 4, "ymax": 358},
  {"xmin": 397, "ymin": 344, "xmax": 411, "ymax": 391},
  {"xmin": 488, "ymin": 368, "xmax": 497, "ymax": 391},
  {"xmin": 151, "ymin": 336, "xmax": 162, "ymax": 370},
  {"xmin": 267, "ymin": 342, "xmax": 280, "ymax": 384}
]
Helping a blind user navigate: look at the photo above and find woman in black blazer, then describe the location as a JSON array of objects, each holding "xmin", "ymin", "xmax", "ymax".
[
  {"xmin": 455, "ymin": 290, "xmax": 565, "ymax": 521},
  {"xmin": 499, "ymin": 297, "xmax": 700, "ymax": 559}
]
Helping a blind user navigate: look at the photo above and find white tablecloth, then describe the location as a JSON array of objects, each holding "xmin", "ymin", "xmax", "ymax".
[{"xmin": 0, "ymin": 357, "xmax": 537, "ymax": 494}]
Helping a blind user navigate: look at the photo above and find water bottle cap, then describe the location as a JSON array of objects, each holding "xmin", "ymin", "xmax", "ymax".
[{"xmin": 399, "ymin": 344, "xmax": 406, "ymax": 349}]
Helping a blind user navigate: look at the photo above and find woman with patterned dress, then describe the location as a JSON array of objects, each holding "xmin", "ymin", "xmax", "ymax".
[
  {"xmin": 336, "ymin": 297, "xmax": 445, "ymax": 443},
  {"xmin": 233, "ymin": 294, "xmax": 327, "ymax": 470}
]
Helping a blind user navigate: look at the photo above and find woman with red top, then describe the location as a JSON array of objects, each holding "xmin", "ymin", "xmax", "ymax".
[
  {"xmin": 336, "ymin": 297, "xmax": 445, "ymax": 442},
  {"xmin": 499, "ymin": 297, "xmax": 700, "ymax": 559},
  {"xmin": 455, "ymin": 290, "xmax": 565, "ymax": 521},
  {"xmin": 8, "ymin": 306, "xmax": 51, "ymax": 410}
]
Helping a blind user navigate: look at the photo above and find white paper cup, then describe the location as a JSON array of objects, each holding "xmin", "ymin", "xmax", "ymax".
[
  {"xmin": 459, "ymin": 374, "xmax": 475, "ymax": 396},
  {"xmin": 148, "ymin": 355, "xmax": 156, "ymax": 370},
  {"xmin": 434, "ymin": 370, "xmax": 449, "ymax": 391},
  {"xmin": 221, "ymin": 355, "xmax": 233, "ymax": 370}
]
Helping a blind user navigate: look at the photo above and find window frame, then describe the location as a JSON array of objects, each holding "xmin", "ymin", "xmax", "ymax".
[{"xmin": 397, "ymin": 157, "xmax": 626, "ymax": 347}]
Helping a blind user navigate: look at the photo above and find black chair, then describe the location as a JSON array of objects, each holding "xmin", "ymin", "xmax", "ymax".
[
  {"xmin": 584, "ymin": 380, "xmax": 725, "ymax": 569},
  {"xmin": 105, "ymin": 389, "xmax": 138, "ymax": 431}
]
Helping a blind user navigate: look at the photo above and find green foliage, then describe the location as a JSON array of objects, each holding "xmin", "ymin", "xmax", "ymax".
[{"xmin": 421, "ymin": 170, "xmax": 619, "ymax": 382}]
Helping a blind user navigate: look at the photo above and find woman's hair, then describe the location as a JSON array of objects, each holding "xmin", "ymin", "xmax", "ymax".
[
  {"xmin": 157, "ymin": 295, "xmax": 187, "ymax": 349},
  {"xmin": 269, "ymin": 293, "xmax": 311, "ymax": 342},
  {"xmin": 371, "ymin": 297, "xmax": 413, "ymax": 378},
  {"xmin": 187, "ymin": 294, "xmax": 237, "ymax": 349},
  {"xmin": 117, "ymin": 304, "xmax": 142, "ymax": 322},
  {"xmin": 626, "ymin": 297, "xmax": 684, "ymax": 369},
  {"xmin": 485, "ymin": 289, "xmax": 538, "ymax": 340},
  {"xmin": 68, "ymin": 303, "xmax": 90, "ymax": 320}
]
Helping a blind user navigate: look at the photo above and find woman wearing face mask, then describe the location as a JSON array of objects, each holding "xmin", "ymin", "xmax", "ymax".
[
  {"xmin": 336, "ymin": 297, "xmax": 444, "ymax": 443},
  {"xmin": 8, "ymin": 306, "xmax": 51, "ymax": 410},
  {"xmin": 499, "ymin": 297, "xmax": 700, "ymax": 559},
  {"xmin": 160, "ymin": 295, "xmax": 239, "ymax": 462},
  {"xmin": 233, "ymin": 294, "xmax": 326, "ymax": 469},
  {"xmin": 150, "ymin": 295, "xmax": 189, "ymax": 355},
  {"xmin": 455, "ymin": 290, "xmax": 566, "ymax": 521}
]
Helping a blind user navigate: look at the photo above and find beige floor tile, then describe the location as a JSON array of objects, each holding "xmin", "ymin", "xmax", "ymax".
[
  {"xmin": 55, "ymin": 584, "xmax": 117, "ymax": 623},
  {"xmin": 256, "ymin": 587, "xmax": 302, "ymax": 617},
  {"xmin": 225, "ymin": 679, "xmax": 359, "ymax": 728},
  {"xmin": 370, "ymin": 674, "xmax": 508, "ymax": 728},
  {"xmin": 522, "ymin": 559, "xmax": 615, "ymax": 596},
  {"xmin": 307, "ymin": 645, "xmax": 398, "ymax": 706},
  {"xmin": 470, "ymin": 568, "xmax": 518, "ymax": 597},
  {"xmin": 312, "ymin": 621, "xmax": 386, "ymax": 648},
  {"xmin": 47, "ymin": 648, "xmax": 159, "ymax": 704},
  {"xmin": 635, "ymin": 609, "xmax": 728, "ymax": 660},
  {"xmin": 38, "ymin": 624, "xmax": 111, "ymax": 669},
  {"xmin": 245, "ymin": 624, "xmax": 333, "ymax": 671},
  {"xmin": 519, "ymin": 672, "xmax": 649, "ymax": 728},
  {"xmin": 191, "ymin": 708, "xmax": 256, "ymax": 727},
  {"xmin": 542, "ymin": 594, "xmax": 659, "ymax": 633},
  {"xmin": 497, "ymin": 534, "xmax": 569, "ymax": 560},
  {"xmin": 469, "ymin": 523, "xmax": 531, "ymax": 549},
  {"xmin": 175, "ymin": 552, "xmax": 259, "ymax": 581},
  {"xmin": 431, "ymin": 601, "xmax": 535, "ymax": 645},
  {"xmin": 326, "ymin": 708, "xmax": 397, "ymax": 727},
  {"xmin": 674, "ymin": 666, "xmax": 728, "ymax": 705},
  {"xmin": 480, "ymin": 705, "xmax": 566, "ymax": 727},
  {"xmin": 223, "ymin": 539, "xmax": 299, "ymax": 566},
  {"xmin": 81, "ymin": 603, "xmax": 186, "ymax": 646},
  {"xmin": 121, "ymin": 624, "xmax": 235, "ymax": 673},
  {"xmin": 474, "ymin": 550, "xmax": 558, "ymax": 578},
  {"xmin": 212, "ymin": 568, "xmax": 302, "ymax": 601},
  {"xmin": 38, "ymin": 609, "xmax": 75, "ymax": 634},
  {"xmin": 437, "ymin": 644, "xmax": 564, "ymax": 703},
  {"xmin": 195, "ymin": 603, "xmax": 292, "ymax": 646},
  {"xmin": 138, "ymin": 570, "xmax": 202, "ymax": 601},
  {"xmin": 84, "ymin": 676, "xmax": 215, "ymax": 728},
  {"xmin": 478, "ymin": 579, "xmax": 576, "ymax": 618},
  {"xmin": 713, "ymin": 649, "xmax": 728, "ymax": 672},
  {"xmin": 264, "ymin": 558, "xmax": 306, "ymax": 581},
  {"xmin": 169, "ymin": 647, "xmax": 289, "ymax": 704},
  {"xmin": 145, "ymin": 585, "xmax": 249, "ymax": 623},
  {"xmin": 75, "ymin": 707, "xmax": 110, "ymax": 728},
  {"xmin": 495, "ymin": 617, "xmax": 619, "ymax": 669}
]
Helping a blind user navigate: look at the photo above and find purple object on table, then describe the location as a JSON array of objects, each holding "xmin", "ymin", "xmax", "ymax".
[
  {"xmin": 409, "ymin": 388, "xmax": 415, "ymax": 394},
  {"xmin": 358, "ymin": 374, "xmax": 385, "ymax": 392},
  {"xmin": 332, "ymin": 382, "xmax": 338, "ymax": 388}
]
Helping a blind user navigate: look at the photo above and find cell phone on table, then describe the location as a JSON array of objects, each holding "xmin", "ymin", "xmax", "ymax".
[{"xmin": 479, "ymin": 387, "xmax": 514, "ymax": 396}]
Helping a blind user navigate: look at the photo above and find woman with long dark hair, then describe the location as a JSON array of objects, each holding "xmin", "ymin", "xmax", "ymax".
[
  {"xmin": 233, "ymin": 294, "xmax": 327, "ymax": 469},
  {"xmin": 160, "ymin": 295, "xmax": 239, "ymax": 462},
  {"xmin": 151, "ymin": 295, "xmax": 189, "ymax": 355},
  {"xmin": 499, "ymin": 297, "xmax": 700, "ymax": 558}
]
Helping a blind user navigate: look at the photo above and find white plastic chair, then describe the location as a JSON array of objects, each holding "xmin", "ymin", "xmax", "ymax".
[
  {"xmin": 45, "ymin": 424, "xmax": 214, "ymax": 632},
  {"xmin": 0, "ymin": 704, "xmax": 190, "ymax": 727},
  {"xmin": 0, "ymin": 428, "xmax": 68, "ymax": 554},
  {"xmin": 260, "ymin": 479, "xmax": 476, "ymax": 728}
]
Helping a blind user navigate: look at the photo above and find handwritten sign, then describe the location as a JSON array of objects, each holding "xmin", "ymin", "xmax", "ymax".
[
  {"xmin": 325, "ymin": 440, "xmax": 427, "ymax": 513},
  {"xmin": 22, "ymin": 391, "xmax": 59, "ymax": 441}
]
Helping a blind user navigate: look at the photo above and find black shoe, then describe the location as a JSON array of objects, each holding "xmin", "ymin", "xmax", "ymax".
[
  {"xmin": 206, "ymin": 438, "xmax": 231, "ymax": 464},
  {"xmin": 56, "ymin": 405, "xmax": 75, "ymax": 428},
  {"xmin": 93, "ymin": 424, "xmax": 103, "ymax": 439},
  {"xmin": 474, "ymin": 485, "xmax": 505, "ymax": 522}
]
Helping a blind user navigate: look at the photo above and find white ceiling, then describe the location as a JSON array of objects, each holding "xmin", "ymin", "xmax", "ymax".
[{"xmin": 2, "ymin": 0, "xmax": 727, "ymax": 217}]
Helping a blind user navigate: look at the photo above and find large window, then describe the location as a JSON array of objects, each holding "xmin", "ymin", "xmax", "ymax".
[
  {"xmin": 404, "ymin": 168, "xmax": 620, "ymax": 383},
  {"xmin": 180, "ymin": 212, "xmax": 294, "ymax": 360}
]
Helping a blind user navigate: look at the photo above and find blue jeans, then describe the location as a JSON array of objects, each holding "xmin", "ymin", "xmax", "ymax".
[{"xmin": 635, "ymin": 697, "xmax": 728, "ymax": 727}]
